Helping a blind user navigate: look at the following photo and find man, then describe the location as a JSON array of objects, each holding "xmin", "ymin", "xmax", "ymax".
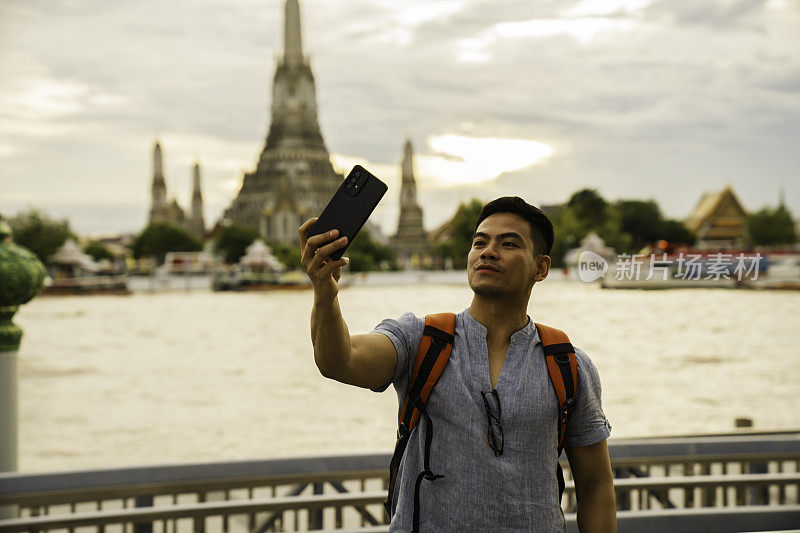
[{"xmin": 300, "ymin": 196, "xmax": 616, "ymax": 532}]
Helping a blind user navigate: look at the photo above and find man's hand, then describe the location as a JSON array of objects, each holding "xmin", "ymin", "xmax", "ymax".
[
  {"xmin": 300, "ymin": 218, "xmax": 398, "ymax": 389},
  {"xmin": 299, "ymin": 217, "xmax": 349, "ymax": 302}
]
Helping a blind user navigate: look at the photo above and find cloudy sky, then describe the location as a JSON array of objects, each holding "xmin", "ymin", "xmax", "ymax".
[{"xmin": 1, "ymin": 0, "xmax": 798, "ymax": 237}]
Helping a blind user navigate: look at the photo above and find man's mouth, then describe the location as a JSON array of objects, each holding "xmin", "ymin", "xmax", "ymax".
[{"xmin": 476, "ymin": 264, "xmax": 500, "ymax": 272}]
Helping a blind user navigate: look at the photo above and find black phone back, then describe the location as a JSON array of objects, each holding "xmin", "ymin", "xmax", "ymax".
[{"xmin": 308, "ymin": 165, "xmax": 388, "ymax": 260}]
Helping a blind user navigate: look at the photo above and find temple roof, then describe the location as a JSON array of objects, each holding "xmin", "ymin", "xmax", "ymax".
[
  {"xmin": 49, "ymin": 240, "xmax": 100, "ymax": 271},
  {"xmin": 685, "ymin": 186, "xmax": 747, "ymax": 233}
]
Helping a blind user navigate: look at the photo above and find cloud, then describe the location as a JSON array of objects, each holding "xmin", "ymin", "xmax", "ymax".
[
  {"xmin": 0, "ymin": 0, "xmax": 798, "ymax": 235},
  {"xmin": 457, "ymin": 17, "xmax": 638, "ymax": 62},
  {"xmin": 419, "ymin": 134, "xmax": 553, "ymax": 185},
  {"xmin": 644, "ymin": 0, "xmax": 766, "ymax": 27}
]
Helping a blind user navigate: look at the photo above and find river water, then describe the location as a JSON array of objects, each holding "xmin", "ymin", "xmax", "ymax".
[{"xmin": 14, "ymin": 279, "xmax": 800, "ymax": 472}]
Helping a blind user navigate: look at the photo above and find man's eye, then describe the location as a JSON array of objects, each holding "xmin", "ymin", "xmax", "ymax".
[
  {"xmin": 473, "ymin": 240, "xmax": 485, "ymax": 247},
  {"xmin": 503, "ymin": 242, "xmax": 517, "ymax": 247}
]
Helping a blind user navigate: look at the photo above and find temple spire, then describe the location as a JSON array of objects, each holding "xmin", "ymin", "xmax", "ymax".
[
  {"xmin": 392, "ymin": 138, "xmax": 428, "ymax": 269},
  {"xmin": 402, "ymin": 139, "xmax": 414, "ymax": 182},
  {"xmin": 401, "ymin": 138, "xmax": 418, "ymax": 206},
  {"xmin": 284, "ymin": 0, "xmax": 303, "ymax": 67},
  {"xmin": 192, "ymin": 161, "xmax": 202, "ymax": 193},
  {"xmin": 189, "ymin": 162, "xmax": 205, "ymax": 239},
  {"xmin": 149, "ymin": 140, "xmax": 168, "ymax": 223},
  {"xmin": 153, "ymin": 141, "xmax": 164, "ymax": 179}
]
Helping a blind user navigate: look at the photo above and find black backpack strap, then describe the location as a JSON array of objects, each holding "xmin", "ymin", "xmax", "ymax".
[
  {"xmin": 384, "ymin": 312, "xmax": 456, "ymax": 530},
  {"xmin": 535, "ymin": 323, "xmax": 579, "ymax": 500}
]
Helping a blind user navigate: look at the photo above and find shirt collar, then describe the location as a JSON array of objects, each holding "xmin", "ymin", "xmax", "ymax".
[{"xmin": 461, "ymin": 308, "xmax": 540, "ymax": 346}]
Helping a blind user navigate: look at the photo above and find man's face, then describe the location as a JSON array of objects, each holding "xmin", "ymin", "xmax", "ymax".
[{"xmin": 467, "ymin": 212, "xmax": 550, "ymax": 299}]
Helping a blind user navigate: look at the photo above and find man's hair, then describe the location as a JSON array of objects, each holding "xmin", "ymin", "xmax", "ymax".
[{"xmin": 475, "ymin": 196, "xmax": 554, "ymax": 256}]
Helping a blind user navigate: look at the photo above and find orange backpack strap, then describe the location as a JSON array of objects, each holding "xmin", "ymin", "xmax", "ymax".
[
  {"xmin": 385, "ymin": 312, "xmax": 456, "ymax": 526},
  {"xmin": 535, "ymin": 322, "xmax": 579, "ymax": 500},
  {"xmin": 398, "ymin": 313, "xmax": 456, "ymax": 435}
]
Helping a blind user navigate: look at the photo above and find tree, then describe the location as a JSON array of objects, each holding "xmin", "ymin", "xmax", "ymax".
[
  {"xmin": 7, "ymin": 208, "xmax": 75, "ymax": 264},
  {"xmin": 550, "ymin": 192, "xmax": 631, "ymax": 265},
  {"xmin": 84, "ymin": 241, "xmax": 114, "ymax": 262},
  {"xmin": 131, "ymin": 222, "xmax": 202, "ymax": 264},
  {"xmin": 747, "ymin": 205, "xmax": 798, "ymax": 247},
  {"xmin": 433, "ymin": 199, "xmax": 484, "ymax": 269},
  {"xmin": 660, "ymin": 219, "xmax": 696, "ymax": 246},
  {"xmin": 614, "ymin": 200, "xmax": 696, "ymax": 250},
  {"xmin": 346, "ymin": 229, "xmax": 396, "ymax": 272},
  {"xmin": 567, "ymin": 189, "xmax": 608, "ymax": 229},
  {"xmin": 213, "ymin": 224, "xmax": 260, "ymax": 264},
  {"xmin": 268, "ymin": 241, "xmax": 302, "ymax": 269},
  {"xmin": 615, "ymin": 200, "xmax": 664, "ymax": 251}
]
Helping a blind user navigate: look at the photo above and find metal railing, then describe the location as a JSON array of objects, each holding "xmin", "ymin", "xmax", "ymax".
[{"xmin": 0, "ymin": 431, "xmax": 798, "ymax": 532}]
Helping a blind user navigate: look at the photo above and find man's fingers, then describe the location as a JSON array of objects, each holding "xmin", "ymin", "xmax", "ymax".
[
  {"xmin": 304, "ymin": 236, "xmax": 346, "ymax": 275},
  {"xmin": 332, "ymin": 263, "xmax": 344, "ymax": 282},
  {"xmin": 320, "ymin": 257, "xmax": 349, "ymax": 279},
  {"xmin": 302, "ymin": 229, "xmax": 341, "ymax": 262},
  {"xmin": 298, "ymin": 217, "xmax": 318, "ymax": 249},
  {"xmin": 301, "ymin": 229, "xmax": 340, "ymax": 269},
  {"xmin": 315, "ymin": 236, "xmax": 348, "ymax": 259}
]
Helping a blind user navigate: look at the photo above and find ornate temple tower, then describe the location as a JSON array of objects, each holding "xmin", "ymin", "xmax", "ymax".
[
  {"xmin": 222, "ymin": 0, "xmax": 342, "ymax": 244},
  {"xmin": 149, "ymin": 141, "xmax": 169, "ymax": 224},
  {"xmin": 391, "ymin": 139, "xmax": 429, "ymax": 268},
  {"xmin": 188, "ymin": 162, "xmax": 206, "ymax": 239}
]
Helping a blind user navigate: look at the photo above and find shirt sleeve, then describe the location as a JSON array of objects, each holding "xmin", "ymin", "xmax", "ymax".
[
  {"xmin": 368, "ymin": 312, "xmax": 425, "ymax": 395},
  {"xmin": 563, "ymin": 346, "xmax": 612, "ymax": 448}
]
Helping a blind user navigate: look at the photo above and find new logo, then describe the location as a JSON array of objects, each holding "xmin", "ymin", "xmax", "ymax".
[{"xmin": 577, "ymin": 251, "xmax": 608, "ymax": 282}]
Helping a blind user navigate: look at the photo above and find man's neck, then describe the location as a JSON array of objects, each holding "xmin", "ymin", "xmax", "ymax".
[{"xmin": 469, "ymin": 296, "xmax": 530, "ymax": 344}]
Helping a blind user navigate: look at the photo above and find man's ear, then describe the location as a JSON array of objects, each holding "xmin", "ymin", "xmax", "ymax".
[{"xmin": 534, "ymin": 254, "xmax": 551, "ymax": 282}]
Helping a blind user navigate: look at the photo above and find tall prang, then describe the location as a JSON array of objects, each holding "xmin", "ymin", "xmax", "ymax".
[
  {"xmin": 188, "ymin": 162, "xmax": 206, "ymax": 240},
  {"xmin": 221, "ymin": 0, "xmax": 342, "ymax": 244},
  {"xmin": 149, "ymin": 141, "xmax": 169, "ymax": 223},
  {"xmin": 391, "ymin": 139, "xmax": 429, "ymax": 269}
]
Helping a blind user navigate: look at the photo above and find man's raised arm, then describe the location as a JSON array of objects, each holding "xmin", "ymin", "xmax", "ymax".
[{"xmin": 299, "ymin": 218, "xmax": 397, "ymax": 389}]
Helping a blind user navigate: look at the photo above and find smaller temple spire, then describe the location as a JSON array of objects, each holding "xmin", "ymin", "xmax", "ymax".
[
  {"xmin": 402, "ymin": 139, "xmax": 414, "ymax": 181},
  {"xmin": 150, "ymin": 140, "xmax": 168, "ymax": 223},
  {"xmin": 190, "ymin": 162, "xmax": 206, "ymax": 240},
  {"xmin": 192, "ymin": 161, "xmax": 202, "ymax": 193},
  {"xmin": 284, "ymin": 0, "xmax": 303, "ymax": 67},
  {"xmin": 392, "ymin": 138, "xmax": 428, "ymax": 269},
  {"xmin": 400, "ymin": 138, "xmax": 418, "ymax": 207}
]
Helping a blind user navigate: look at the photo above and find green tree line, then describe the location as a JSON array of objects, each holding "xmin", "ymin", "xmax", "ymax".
[
  {"xmin": 432, "ymin": 190, "xmax": 797, "ymax": 269},
  {"xmin": 1, "ymin": 193, "xmax": 796, "ymax": 272}
]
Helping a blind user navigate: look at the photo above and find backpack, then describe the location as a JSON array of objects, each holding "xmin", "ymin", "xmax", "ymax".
[{"xmin": 384, "ymin": 312, "xmax": 579, "ymax": 531}]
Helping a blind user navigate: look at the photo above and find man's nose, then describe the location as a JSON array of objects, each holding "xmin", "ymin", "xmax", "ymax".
[{"xmin": 480, "ymin": 243, "xmax": 499, "ymax": 260}]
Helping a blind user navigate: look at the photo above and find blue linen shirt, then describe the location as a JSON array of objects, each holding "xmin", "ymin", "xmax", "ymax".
[{"xmin": 372, "ymin": 308, "xmax": 612, "ymax": 532}]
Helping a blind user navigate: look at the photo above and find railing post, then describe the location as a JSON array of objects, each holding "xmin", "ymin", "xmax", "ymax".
[
  {"xmin": 133, "ymin": 495, "xmax": 154, "ymax": 533},
  {"xmin": 613, "ymin": 467, "xmax": 630, "ymax": 510},
  {"xmin": 746, "ymin": 459, "xmax": 769, "ymax": 505},
  {"xmin": 0, "ymin": 223, "xmax": 46, "ymax": 520},
  {"xmin": 308, "ymin": 482, "xmax": 324, "ymax": 529},
  {"xmin": 683, "ymin": 462, "xmax": 695, "ymax": 508}
]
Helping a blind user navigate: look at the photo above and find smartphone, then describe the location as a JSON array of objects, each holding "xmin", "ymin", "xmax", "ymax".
[{"xmin": 308, "ymin": 165, "xmax": 388, "ymax": 261}]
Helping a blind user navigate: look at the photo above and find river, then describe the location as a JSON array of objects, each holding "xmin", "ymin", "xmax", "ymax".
[{"xmin": 14, "ymin": 279, "xmax": 800, "ymax": 472}]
